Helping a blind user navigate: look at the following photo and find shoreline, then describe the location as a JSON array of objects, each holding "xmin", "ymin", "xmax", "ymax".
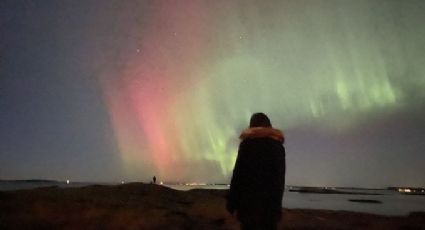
[{"xmin": 0, "ymin": 183, "xmax": 424, "ymax": 229}]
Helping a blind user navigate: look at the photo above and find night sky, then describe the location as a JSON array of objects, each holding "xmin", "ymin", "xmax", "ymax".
[{"xmin": 1, "ymin": 0, "xmax": 424, "ymax": 187}]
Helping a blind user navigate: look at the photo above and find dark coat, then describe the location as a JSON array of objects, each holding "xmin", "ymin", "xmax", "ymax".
[{"xmin": 226, "ymin": 137, "xmax": 286, "ymax": 223}]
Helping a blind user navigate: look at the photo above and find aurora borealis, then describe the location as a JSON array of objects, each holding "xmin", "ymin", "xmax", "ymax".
[{"xmin": 1, "ymin": 0, "xmax": 425, "ymax": 187}]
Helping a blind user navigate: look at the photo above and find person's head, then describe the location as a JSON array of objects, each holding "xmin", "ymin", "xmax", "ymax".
[{"xmin": 249, "ymin": 112, "xmax": 272, "ymax": 128}]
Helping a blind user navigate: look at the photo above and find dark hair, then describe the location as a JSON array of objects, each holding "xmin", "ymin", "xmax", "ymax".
[{"xmin": 249, "ymin": 113, "xmax": 272, "ymax": 128}]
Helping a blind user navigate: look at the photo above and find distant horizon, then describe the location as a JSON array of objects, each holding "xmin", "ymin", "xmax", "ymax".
[{"xmin": 1, "ymin": 178, "xmax": 423, "ymax": 190}]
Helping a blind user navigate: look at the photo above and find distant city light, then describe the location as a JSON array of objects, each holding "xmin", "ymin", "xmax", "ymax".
[
  {"xmin": 184, "ymin": 182, "xmax": 207, "ymax": 186},
  {"xmin": 398, "ymin": 188, "xmax": 412, "ymax": 193}
]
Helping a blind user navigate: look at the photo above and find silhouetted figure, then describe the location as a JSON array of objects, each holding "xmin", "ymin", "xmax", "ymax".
[
  {"xmin": 227, "ymin": 113, "xmax": 286, "ymax": 230},
  {"xmin": 153, "ymin": 176, "xmax": 157, "ymax": 184}
]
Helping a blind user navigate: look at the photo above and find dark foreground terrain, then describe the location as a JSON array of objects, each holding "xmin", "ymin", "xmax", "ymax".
[{"xmin": 0, "ymin": 183, "xmax": 423, "ymax": 229}]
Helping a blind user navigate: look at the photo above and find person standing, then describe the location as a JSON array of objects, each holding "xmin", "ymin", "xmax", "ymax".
[{"xmin": 227, "ymin": 113, "xmax": 286, "ymax": 230}]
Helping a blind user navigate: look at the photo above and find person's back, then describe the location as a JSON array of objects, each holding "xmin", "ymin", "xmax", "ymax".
[{"xmin": 227, "ymin": 113, "xmax": 286, "ymax": 230}]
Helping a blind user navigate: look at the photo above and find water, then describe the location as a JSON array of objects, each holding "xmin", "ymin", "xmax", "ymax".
[
  {"xmin": 1, "ymin": 181, "xmax": 424, "ymax": 216},
  {"xmin": 166, "ymin": 185, "xmax": 425, "ymax": 216},
  {"xmin": 282, "ymin": 189, "xmax": 425, "ymax": 216}
]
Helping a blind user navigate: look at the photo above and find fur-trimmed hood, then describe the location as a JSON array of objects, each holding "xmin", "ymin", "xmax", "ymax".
[{"xmin": 239, "ymin": 127, "xmax": 284, "ymax": 143}]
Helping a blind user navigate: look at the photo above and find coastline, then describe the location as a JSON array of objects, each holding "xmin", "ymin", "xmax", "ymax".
[{"xmin": 0, "ymin": 183, "xmax": 424, "ymax": 229}]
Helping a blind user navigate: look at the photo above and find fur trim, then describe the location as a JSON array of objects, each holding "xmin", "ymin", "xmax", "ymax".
[{"xmin": 240, "ymin": 127, "xmax": 284, "ymax": 143}]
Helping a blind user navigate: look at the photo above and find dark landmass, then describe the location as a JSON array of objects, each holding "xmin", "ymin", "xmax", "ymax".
[
  {"xmin": 0, "ymin": 179, "xmax": 59, "ymax": 183},
  {"xmin": 348, "ymin": 199, "xmax": 382, "ymax": 204},
  {"xmin": 388, "ymin": 186, "xmax": 425, "ymax": 190},
  {"xmin": 334, "ymin": 187, "xmax": 386, "ymax": 191},
  {"xmin": 402, "ymin": 193, "xmax": 425, "ymax": 196},
  {"xmin": 289, "ymin": 187, "xmax": 382, "ymax": 195},
  {"xmin": 0, "ymin": 183, "xmax": 424, "ymax": 229}
]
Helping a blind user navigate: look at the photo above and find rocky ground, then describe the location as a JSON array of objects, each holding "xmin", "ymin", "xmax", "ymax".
[{"xmin": 0, "ymin": 183, "xmax": 423, "ymax": 229}]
